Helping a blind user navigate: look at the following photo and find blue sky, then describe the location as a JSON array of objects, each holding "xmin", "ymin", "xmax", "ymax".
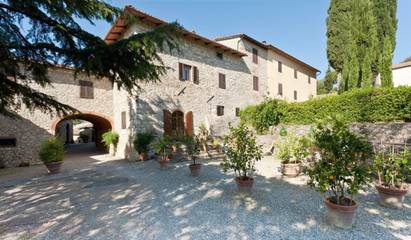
[{"xmin": 81, "ymin": 0, "xmax": 411, "ymax": 78}]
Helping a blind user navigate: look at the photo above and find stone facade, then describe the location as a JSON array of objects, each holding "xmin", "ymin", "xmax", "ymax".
[{"xmin": 0, "ymin": 67, "xmax": 114, "ymax": 167}]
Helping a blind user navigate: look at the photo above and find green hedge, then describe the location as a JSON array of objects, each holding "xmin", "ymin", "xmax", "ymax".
[{"xmin": 240, "ymin": 87, "xmax": 411, "ymax": 134}]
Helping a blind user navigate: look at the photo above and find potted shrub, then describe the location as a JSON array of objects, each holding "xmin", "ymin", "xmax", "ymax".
[
  {"xmin": 373, "ymin": 147, "xmax": 410, "ymax": 208},
  {"xmin": 276, "ymin": 133, "xmax": 310, "ymax": 177},
  {"xmin": 39, "ymin": 137, "xmax": 65, "ymax": 174},
  {"xmin": 152, "ymin": 136, "xmax": 172, "ymax": 169},
  {"xmin": 306, "ymin": 116, "xmax": 372, "ymax": 229},
  {"xmin": 102, "ymin": 131, "xmax": 119, "ymax": 156},
  {"xmin": 198, "ymin": 123, "xmax": 210, "ymax": 153},
  {"xmin": 221, "ymin": 124, "xmax": 263, "ymax": 193},
  {"xmin": 181, "ymin": 135, "xmax": 202, "ymax": 176},
  {"xmin": 134, "ymin": 132, "xmax": 155, "ymax": 161}
]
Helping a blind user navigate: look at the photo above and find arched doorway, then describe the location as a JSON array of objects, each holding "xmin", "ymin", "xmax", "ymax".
[
  {"xmin": 52, "ymin": 113, "xmax": 113, "ymax": 152},
  {"xmin": 172, "ymin": 110, "xmax": 184, "ymax": 136}
]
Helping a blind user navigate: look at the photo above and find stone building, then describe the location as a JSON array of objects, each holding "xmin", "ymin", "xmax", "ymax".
[{"xmin": 0, "ymin": 6, "xmax": 318, "ymax": 167}]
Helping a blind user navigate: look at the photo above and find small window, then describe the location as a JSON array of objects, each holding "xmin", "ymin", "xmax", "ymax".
[
  {"xmin": 79, "ymin": 80, "xmax": 93, "ymax": 99},
  {"xmin": 217, "ymin": 106, "xmax": 224, "ymax": 116},
  {"xmin": 121, "ymin": 111, "xmax": 126, "ymax": 129},
  {"xmin": 294, "ymin": 90, "xmax": 297, "ymax": 100},
  {"xmin": 179, "ymin": 63, "xmax": 191, "ymax": 81},
  {"xmin": 193, "ymin": 66, "xmax": 199, "ymax": 84},
  {"xmin": 235, "ymin": 107, "xmax": 240, "ymax": 117},
  {"xmin": 253, "ymin": 76, "xmax": 259, "ymax": 91},
  {"xmin": 0, "ymin": 138, "xmax": 16, "ymax": 147},
  {"xmin": 252, "ymin": 48, "xmax": 258, "ymax": 64},
  {"xmin": 219, "ymin": 73, "xmax": 226, "ymax": 89},
  {"xmin": 216, "ymin": 52, "xmax": 223, "ymax": 60},
  {"xmin": 294, "ymin": 69, "xmax": 298, "ymax": 79},
  {"xmin": 278, "ymin": 61, "xmax": 282, "ymax": 73},
  {"xmin": 278, "ymin": 83, "xmax": 283, "ymax": 96},
  {"xmin": 308, "ymin": 76, "xmax": 311, "ymax": 84}
]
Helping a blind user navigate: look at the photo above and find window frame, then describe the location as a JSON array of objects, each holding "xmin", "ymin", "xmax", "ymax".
[
  {"xmin": 216, "ymin": 52, "xmax": 223, "ymax": 60},
  {"xmin": 294, "ymin": 90, "xmax": 298, "ymax": 100},
  {"xmin": 217, "ymin": 105, "xmax": 224, "ymax": 116},
  {"xmin": 253, "ymin": 76, "xmax": 259, "ymax": 91},
  {"xmin": 294, "ymin": 69, "xmax": 298, "ymax": 79},
  {"xmin": 0, "ymin": 138, "xmax": 17, "ymax": 148},
  {"xmin": 79, "ymin": 80, "xmax": 94, "ymax": 99},
  {"xmin": 121, "ymin": 111, "xmax": 127, "ymax": 129},
  {"xmin": 278, "ymin": 83, "xmax": 283, "ymax": 96},
  {"xmin": 218, "ymin": 73, "xmax": 226, "ymax": 89},
  {"xmin": 278, "ymin": 61, "xmax": 282, "ymax": 73},
  {"xmin": 252, "ymin": 48, "xmax": 258, "ymax": 64},
  {"xmin": 235, "ymin": 107, "xmax": 240, "ymax": 117}
]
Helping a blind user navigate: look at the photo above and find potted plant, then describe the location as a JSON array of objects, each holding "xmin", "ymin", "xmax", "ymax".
[
  {"xmin": 221, "ymin": 124, "xmax": 263, "ymax": 193},
  {"xmin": 152, "ymin": 136, "xmax": 172, "ymax": 169},
  {"xmin": 212, "ymin": 138, "xmax": 222, "ymax": 153},
  {"xmin": 198, "ymin": 123, "xmax": 210, "ymax": 153},
  {"xmin": 133, "ymin": 132, "xmax": 155, "ymax": 161},
  {"xmin": 373, "ymin": 147, "xmax": 410, "ymax": 208},
  {"xmin": 181, "ymin": 135, "xmax": 202, "ymax": 176},
  {"xmin": 306, "ymin": 116, "xmax": 372, "ymax": 229},
  {"xmin": 39, "ymin": 137, "xmax": 65, "ymax": 174},
  {"xmin": 276, "ymin": 133, "xmax": 310, "ymax": 177},
  {"xmin": 102, "ymin": 131, "xmax": 119, "ymax": 156}
]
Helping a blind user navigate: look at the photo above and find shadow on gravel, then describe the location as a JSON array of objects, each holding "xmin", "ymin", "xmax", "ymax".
[{"xmin": 0, "ymin": 157, "xmax": 410, "ymax": 240}]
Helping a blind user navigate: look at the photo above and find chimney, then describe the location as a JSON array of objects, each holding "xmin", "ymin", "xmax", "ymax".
[{"xmin": 262, "ymin": 40, "xmax": 267, "ymax": 44}]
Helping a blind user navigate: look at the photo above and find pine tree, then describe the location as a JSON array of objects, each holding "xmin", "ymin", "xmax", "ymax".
[
  {"xmin": 0, "ymin": 1, "xmax": 179, "ymax": 117},
  {"xmin": 326, "ymin": 0, "xmax": 352, "ymax": 73}
]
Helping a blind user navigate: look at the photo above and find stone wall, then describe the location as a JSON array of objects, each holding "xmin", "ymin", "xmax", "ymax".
[
  {"xmin": 257, "ymin": 122, "xmax": 411, "ymax": 154},
  {"xmin": 0, "ymin": 67, "xmax": 114, "ymax": 167}
]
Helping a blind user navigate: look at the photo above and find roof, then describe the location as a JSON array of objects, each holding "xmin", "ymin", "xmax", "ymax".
[
  {"xmin": 392, "ymin": 61, "xmax": 411, "ymax": 70},
  {"xmin": 215, "ymin": 34, "xmax": 320, "ymax": 73},
  {"xmin": 104, "ymin": 6, "xmax": 246, "ymax": 57}
]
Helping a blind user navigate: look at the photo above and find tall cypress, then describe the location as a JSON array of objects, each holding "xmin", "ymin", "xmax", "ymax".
[
  {"xmin": 373, "ymin": 0, "xmax": 397, "ymax": 87},
  {"xmin": 326, "ymin": 0, "xmax": 352, "ymax": 73}
]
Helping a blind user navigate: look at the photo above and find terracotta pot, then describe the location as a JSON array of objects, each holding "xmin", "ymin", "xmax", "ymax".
[
  {"xmin": 375, "ymin": 184, "xmax": 408, "ymax": 209},
  {"xmin": 189, "ymin": 164, "xmax": 202, "ymax": 176},
  {"xmin": 159, "ymin": 159, "xmax": 168, "ymax": 169},
  {"xmin": 281, "ymin": 162, "xmax": 302, "ymax": 177},
  {"xmin": 235, "ymin": 176, "xmax": 254, "ymax": 193},
  {"xmin": 44, "ymin": 161, "xmax": 63, "ymax": 174},
  {"xmin": 324, "ymin": 197, "xmax": 358, "ymax": 229},
  {"xmin": 139, "ymin": 152, "xmax": 147, "ymax": 161}
]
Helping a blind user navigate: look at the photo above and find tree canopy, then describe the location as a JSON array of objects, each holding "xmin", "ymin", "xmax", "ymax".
[{"xmin": 0, "ymin": 0, "xmax": 179, "ymax": 117}]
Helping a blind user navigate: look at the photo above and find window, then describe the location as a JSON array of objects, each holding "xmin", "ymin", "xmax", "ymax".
[
  {"xmin": 253, "ymin": 76, "xmax": 259, "ymax": 91},
  {"xmin": 308, "ymin": 76, "xmax": 311, "ymax": 84},
  {"xmin": 294, "ymin": 69, "xmax": 298, "ymax": 79},
  {"xmin": 179, "ymin": 63, "xmax": 191, "ymax": 81},
  {"xmin": 294, "ymin": 90, "xmax": 298, "ymax": 100},
  {"xmin": 79, "ymin": 80, "xmax": 93, "ymax": 99},
  {"xmin": 217, "ymin": 106, "xmax": 224, "ymax": 116},
  {"xmin": 193, "ymin": 66, "xmax": 199, "ymax": 84},
  {"xmin": 121, "ymin": 111, "xmax": 126, "ymax": 129},
  {"xmin": 278, "ymin": 83, "xmax": 283, "ymax": 96},
  {"xmin": 252, "ymin": 48, "xmax": 258, "ymax": 64},
  {"xmin": 0, "ymin": 138, "xmax": 16, "ymax": 147},
  {"xmin": 235, "ymin": 107, "xmax": 240, "ymax": 117},
  {"xmin": 216, "ymin": 52, "xmax": 223, "ymax": 60},
  {"xmin": 219, "ymin": 73, "xmax": 226, "ymax": 89},
  {"xmin": 278, "ymin": 61, "xmax": 282, "ymax": 73}
]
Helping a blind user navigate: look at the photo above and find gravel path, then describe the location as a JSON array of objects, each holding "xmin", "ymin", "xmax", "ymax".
[{"xmin": 0, "ymin": 155, "xmax": 410, "ymax": 240}]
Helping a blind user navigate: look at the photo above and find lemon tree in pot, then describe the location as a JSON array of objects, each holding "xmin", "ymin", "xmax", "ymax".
[
  {"xmin": 181, "ymin": 135, "xmax": 202, "ymax": 176},
  {"xmin": 39, "ymin": 137, "xmax": 65, "ymax": 174},
  {"xmin": 102, "ymin": 131, "xmax": 119, "ymax": 156},
  {"xmin": 152, "ymin": 136, "xmax": 172, "ymax": 169},
  {"xmin": 373, "ymin": 147, "xmax": 410, "ymax": 208},
  {"xmin": 276, "ymin": 133, "xmax": 310, "ymax": 177},
  {"xmin": 307, "ymin": 116, "xmax": 372, "ymax": 229},
  {"xmin": 134, "ymin": 132, "xmax": 154, "ymax": 161},
  {"xmin": 221, "ymin": 124, "xmax": 262, "ymax": 193}
]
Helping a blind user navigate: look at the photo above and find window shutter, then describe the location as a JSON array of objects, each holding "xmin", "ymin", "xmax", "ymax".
[
  {"xmin": 253, "ymin": 76, "xmax": 259, "ymax": 91},
  {"xmin": 178, "ymin": 63, "xmax": 183, "ymax": 80},
  {"xmin": 252, "ymin": 48, "xmax": 258, "ymax": 64},
  {"xmin": 163, "ymin": 110, "xmax": 172, "ymax": 136},
  {"xmin": 278, "ymin": 83, "xmax": 283, "ymax": 96},
  {"xmin": 121, "ymin": 111, "xmax": 126, "ymax": 129},
  {"xmin": 193, "ymin": 66, "xmax": 199, "ymax": 84},
  {"xmin": 184, "ymin": 111, "xmax": 193, "ymax": 136},
  {"xmin": 219, "ymin": 73, "xmax": 226, "ymax": 89}
]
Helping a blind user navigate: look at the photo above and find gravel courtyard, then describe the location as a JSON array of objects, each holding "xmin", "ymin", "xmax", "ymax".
[{"xmin": 0, "ymin": 154, "xmax": 410, "ymax": 240}]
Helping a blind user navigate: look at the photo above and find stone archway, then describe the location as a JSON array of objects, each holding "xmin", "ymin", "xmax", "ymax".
[{"xmin": 52, "ymin": 112, "xmax": 113, "ymax": 151}]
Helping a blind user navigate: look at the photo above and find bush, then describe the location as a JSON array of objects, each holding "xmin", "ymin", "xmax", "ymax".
[
  {"xmin": 306, "ymin": 116, "xmax": 373, "ymax": 206},
  {"xmin": 151, "ymin": 135, "xmax": 172, "ymax": 160},
  {"xmin": 220, "ymin": 124, "xmax": 263, "ymax": 179},
  {"xmin": 102, "ymin": 131, "xmax": 119, "ymax": 147},
  {"xmin": 39, "ymin": 137, "xmax": 65, "ymax": 163},
  {"xmin": 134, "ymin": 132, "xmax": 155, "ymax": 154},
  {"xmin": 374, "ymin": 147, "xmax": 411, "ymax": 189},
  {"xmin": 180, "ymin": 135, "xmax": 201, "ymax": 164},
  {"xmin": 276, "ymin": 133, "xmax": 311, "ymax": 164},
  {"xmin": 240, "ymin": 87, "xmax": 411, "ymax": 133}
]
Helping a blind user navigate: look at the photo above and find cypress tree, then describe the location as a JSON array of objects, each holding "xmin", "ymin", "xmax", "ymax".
[
  {"xmin": 326, "ymin": 0, "xmax": 352, "ymax": 73},
  {"xmin": 379, "ymin": 37, "xmax": 394, "ymax": 87}
]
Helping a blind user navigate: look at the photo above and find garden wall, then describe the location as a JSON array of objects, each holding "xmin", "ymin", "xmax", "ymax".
[{"xmin": 257, "ymin": 122, "xmax": 411, "ymax": 154}]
